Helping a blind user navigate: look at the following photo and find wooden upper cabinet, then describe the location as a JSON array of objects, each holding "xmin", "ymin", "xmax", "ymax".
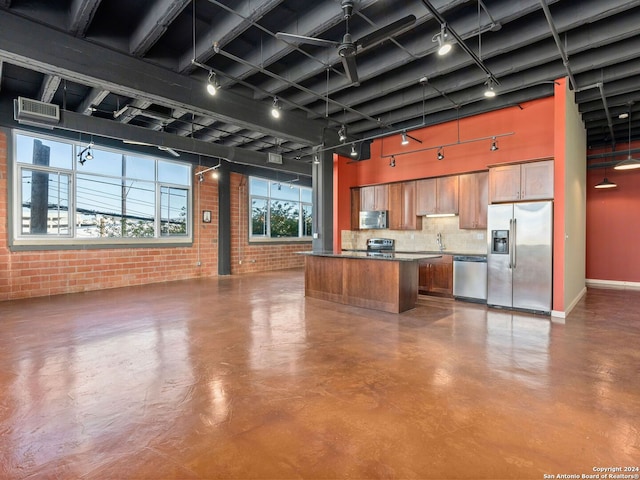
[
  {"xmin": 389, "ymin": 181, "xmax": 421, "ymax": 230},
  {"xmin": 489, "ymin": 160, "xmax": 553, "ymax": 203},
  {"xmin": 351, "ymin": 187, "xmax": 361, "ymax": 230},
  {"xmin": 458, "ymin": 171, "xmax": 488, "ymax": 229},
  {"xmin": 360, "ymin": 184, "xmax": 389, "ymax": 211},
  {"xmin": 416, "ymin": 176, "xmax": 459, "ymax": 215},
  {"xmin": 521, "ymin": 160, "xmax": 554, "ymax": 200}
]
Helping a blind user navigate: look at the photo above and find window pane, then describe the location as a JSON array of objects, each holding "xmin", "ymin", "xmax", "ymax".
[
  {"xmin": 79, "ymin": 148, "xmax": 123, "ymax": 177},
  {"xmin": 302, "ymin": 204, "xmax": 313, "ymax": 237},
  {"xmin": 125, "ymin": 155, "xmax": 155, "ymax": 181},
  {"xmin": 21, "ymin": 169, "xmax": 70, "ymax": 235},
  {"xmin": 251, "ymin": 198, "xmax": 267, "ymax": 236},
  {"xmin": 76, "ymin": 175, "xmax": 123, "ymax": 237},
  {"xmin": 249, "ymin": 177, "xmax": 268, "ymax": 197},
  {"xmin": 122, "ymin": 180, "xmax": 156, "ymax": 237},
  {"xmin": 271, "ymin": 182, "xmax": 299, "ymax": 201},
  {"xmin": 301, "ymin": 188, "xmax": 312, "ymax": 203},
  {"xmin": 16, "ymin": 135, "xmax": 73, "ymax": 169},
  {"xmin": 158, "ymin": 160, "xmax": 190, "ymax": 185},
  {"xmin": 160, "ymin": 187, "xmax": 188, "ymax": 236},
  {"xmin": 269, "ymin": 200, "xmax": 299, "ymax": 237}
]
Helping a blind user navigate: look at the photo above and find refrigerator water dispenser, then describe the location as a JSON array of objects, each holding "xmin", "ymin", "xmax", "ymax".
[{"xmin": 491, "ymin": 230, "xmax": 509, "ymax": 254}]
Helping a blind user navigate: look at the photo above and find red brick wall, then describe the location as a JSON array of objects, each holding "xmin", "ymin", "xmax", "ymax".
[
  {"xmin": 0, "ymin": 131, "xmax": 309, "ymax": 301},
  {"xmin": 229, "ymin": 172, "xmax": 309, "ymax": 274}
]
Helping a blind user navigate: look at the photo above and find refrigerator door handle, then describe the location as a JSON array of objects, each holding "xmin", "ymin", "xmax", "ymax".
[
  {"xmin": 508, "ymin": 218, "xmax": 513, "ymax": 269},
  {"xmin": 512, "ymin": 218, "xmax": 517, "ymax": 269}
]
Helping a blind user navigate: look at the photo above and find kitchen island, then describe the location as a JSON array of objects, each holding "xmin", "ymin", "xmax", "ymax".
[{"xmin": 300, "ymin": 251, "xmax": 440, "ymax": 313}]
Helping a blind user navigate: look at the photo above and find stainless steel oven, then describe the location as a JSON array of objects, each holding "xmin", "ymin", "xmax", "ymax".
[{"xmin": 367, "ymin": 238, "xmax": 394, "ymax": 257}]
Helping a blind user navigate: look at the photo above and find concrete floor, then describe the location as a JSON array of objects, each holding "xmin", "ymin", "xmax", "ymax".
[{"xmin": 0, "ymin": 268, "xmax": 638, "ymax": 479}]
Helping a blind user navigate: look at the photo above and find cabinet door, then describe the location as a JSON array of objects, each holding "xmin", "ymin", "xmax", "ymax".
[
  {"xmin": 459, "ymin": 172, "xmax": 488, "ymax": 229},
  {"xmin": 416, "ymin": 178, "xmax": 437, "ymax": 215},
  {"xmin": 351, "ymin": 188, "xmax": 360, "ymax": 230},
  {"xmin": 430, "ymin": 256, "xmax": 453, "ymax": 296},
  {"xmin": 401, "ymin": 181, "xmax": 421, "ymax": 230},
  {"xmin": 489, "ymin": 164, "xmax": 521, "ymax": 203},
  {"xmin": 388, "ymin": 183, "xmax": 403, "ymax": 230},
  {"xmin": 437, "ymin": 176, "xmax": 459, "ymax": 214},
  {"xmin": 418, "ymin": 256, "xmax": 453, "ymax": 297},
  {"xmin": 389, "ymin": 182, "xmax": 421, "ymax": 230},
  {"xmin": 374, "ymin": 184, "xmax": 389, "ymax": 210},
  {"xmin": 360, "ymin": 186, "xmax": 376, "ymax": 211},
  {"xmin": 521, "ymin": 160, "xmax": 554, "ymax": 200},
  {"xmin": 475, "ymin": 171, "xmax": 488, "ymax": 229}
]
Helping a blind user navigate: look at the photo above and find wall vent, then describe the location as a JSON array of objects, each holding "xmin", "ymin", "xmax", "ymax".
[
  {"xmin": 14, "ymin": 97, "xmax": 60, "ymax": 128},
  {"xmin": 267, "ymin": 152, "xmax": 283, "ymax": 164}
]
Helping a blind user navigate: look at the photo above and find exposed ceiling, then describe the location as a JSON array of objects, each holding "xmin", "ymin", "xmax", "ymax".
[{"xmin": 1, "ymin": 0, "xmax": 639, "ymax": 176}]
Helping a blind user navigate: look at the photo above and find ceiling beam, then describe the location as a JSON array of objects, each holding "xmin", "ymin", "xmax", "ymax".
[
  {"xmin": 0, "ymin": 97, "xmax": 312, "ymax": 176},
  {"xmin": 0, "ymin": 11, "xmax": 326, "ymax": 147},
  {"xmin": 38, "ymin": 74, "xmax": 61, "ymax": 103},
  {"xmin": 69, "ymin": 0, "xmax": 101, "ymax": 37},
  {"xmin": 76, "ymin": 87, "xmax": 110, "ymax": 115},
  {"xmin": 130, "ymin": 0, "xmax": 190, "ymax": 56}
]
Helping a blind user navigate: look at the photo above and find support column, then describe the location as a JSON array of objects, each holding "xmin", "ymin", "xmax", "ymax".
[
  {"xmin": 312, "ymin": 146, "xmax": 333, "ymax": 252},
  {"xmin": 218, "ymin": 161, "xmax": 231, "ymax": 275}
]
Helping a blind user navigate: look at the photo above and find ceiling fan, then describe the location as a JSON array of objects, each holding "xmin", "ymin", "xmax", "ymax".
[{"xmin": 275, "ymin": 0, "xmax": 416, "ymax": 85}]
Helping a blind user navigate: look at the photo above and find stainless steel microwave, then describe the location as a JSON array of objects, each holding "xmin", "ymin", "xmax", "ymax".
[{"xmin": 359, "ymin": 210, "xmax": 388, "ymax": 229}]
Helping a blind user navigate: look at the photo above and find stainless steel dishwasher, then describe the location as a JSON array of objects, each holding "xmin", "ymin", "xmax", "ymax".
[{"xmin": 453, "ymin": 255, "xmax": 488, "ymax": 303}]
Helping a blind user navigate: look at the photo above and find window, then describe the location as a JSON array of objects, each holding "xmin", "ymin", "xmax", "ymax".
[
  {"xmin": 249, "ymin": 176, "xmax": 312, "ymax": 239},
  {"xmin": 12, "ymin": 131, "xmax": 192, "ymax": 247}
]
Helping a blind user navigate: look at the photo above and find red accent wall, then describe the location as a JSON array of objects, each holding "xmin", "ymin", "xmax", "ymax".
[
  {"xmin": 334, "ymin": 97, "xmax": 556, "ymax": 251},
  {"xmin": 0, "ymin": 133, "xmax": 308, "ymax": 301},
  {"xmin": 586, "ymin": 148, "xmax": 640, "ymax": 282},
  {"xmin": 552, "ymin": 78, "xmax": 567, "ymax": 312}
]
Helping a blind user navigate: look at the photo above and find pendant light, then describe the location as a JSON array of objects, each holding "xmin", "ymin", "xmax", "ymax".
[
  {"xmin": 614, "ymin": 103, "xmax": 640, "ymax": 170},
  {"xmin": 594, "ymin": 176, "xmax": 617, "ymax": 189}
]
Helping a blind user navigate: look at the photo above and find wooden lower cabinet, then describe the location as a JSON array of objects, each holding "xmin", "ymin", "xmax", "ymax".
[{"xmin": 418, "ymin": 255, "xmax": 453, "ymax": 297}]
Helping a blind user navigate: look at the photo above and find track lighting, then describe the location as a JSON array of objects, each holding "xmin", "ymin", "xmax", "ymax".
[
  {"xmin": 484, "ymin": 77, "xmax": 497, "ymax": 98},
  {"xmin": 490, "ymin": 137, "xmax": 499, "ymax": 151},
  {"xmin": 195, "ymin": 163, "xmax": 221, "ymax": 182},
  {"xmin": 401, "ymin": 131, "xmax": 409, "ymax": 145},
  {"xmin": 271, "ymin": 97, "xmax": 280, "ymax": 118},
  {"xmin": 350, "ymin": 143, "xmax": 358, "ymax": 157},
  {"xmin": 433, "ymin": 23, "xmax": 452, "ymax": 56},
  {"xmin": 614, "ymin": 103, "xmax": 640, "ymax": 170},
  {"xmin": 313, "ymin": 155, "xmax": 320, "ymax": 164},
  {"xmin": 206, "ymin": 70, "xmax": 218, "ymax": 96},
  {"xmin": 338, "ymin": 125, "xmax": 347, "ymax": 142},
  {"xmin": 437, "ymin": 147, "xmax": 444, "ymax": 160},
  {"xmin": 389, "ymin": 155, "xmax": 396, "ymax": 168},
  {"xmin": 77, "ymin": 141, "xmax": 94, "ymax": 165}
]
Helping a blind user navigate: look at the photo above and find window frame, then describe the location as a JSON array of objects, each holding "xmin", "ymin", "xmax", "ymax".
[
  {"xmin": 248, "ymin": 176, "xmax": 312, "ymax": 242},
  {"xmin": 10, "ymin": 130, "xmax": 193, "ymax": 250}
]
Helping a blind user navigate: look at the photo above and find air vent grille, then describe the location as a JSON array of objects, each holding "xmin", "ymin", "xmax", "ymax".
[
  {"xmin": 14, "ymin": 97, "xmax": 60, "ymax": 127},
  {"xmin": 267, "ymin": 152, "xmax": 283, "ymax": 164}
]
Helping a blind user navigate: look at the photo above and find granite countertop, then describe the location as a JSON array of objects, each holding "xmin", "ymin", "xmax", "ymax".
[
  {"xmin": 340, "ymin": 249, "xmax": 487, "ymax": 257},
  {"xmin": 298, "ymin": 251, "xmax": 442, "ymax": 262}
]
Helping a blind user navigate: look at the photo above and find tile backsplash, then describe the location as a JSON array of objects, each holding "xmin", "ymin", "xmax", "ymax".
[{"xmin": 342, "ymin": 216, "xmax": 487, "ymax": 254}]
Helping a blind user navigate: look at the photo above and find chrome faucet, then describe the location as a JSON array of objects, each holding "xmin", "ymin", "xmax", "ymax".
[{"xmin": 436, "ymin": 232, "xmax": 445, "ymax": 252}]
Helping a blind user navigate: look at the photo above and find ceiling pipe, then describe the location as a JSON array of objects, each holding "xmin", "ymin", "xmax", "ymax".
[
  {"xmin": 420, "ymin": 0, "xmax": 499, "ymax": 86},
  {"xmin": 597, "ymin": 82, "xmax": 616, "ymax": 148},
  {"xmin": 539, "ymin": 0, "xmax": 576, "ymax": 90}
]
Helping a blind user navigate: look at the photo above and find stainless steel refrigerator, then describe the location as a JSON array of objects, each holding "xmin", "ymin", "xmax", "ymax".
[{"xmin": 487, "ymin": 201, "xmax": 553, "ymax": 314}]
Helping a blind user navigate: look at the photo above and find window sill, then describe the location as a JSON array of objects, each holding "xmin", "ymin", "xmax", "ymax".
[{"xmin": 10, "ymin": 236, "xmax": 193, "ymax": 251}]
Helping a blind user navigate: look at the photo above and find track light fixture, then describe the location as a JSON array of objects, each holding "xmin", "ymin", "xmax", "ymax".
[
  {"xmin": 433, "ymin": 23, "xmax": 452, "ymax": 56},
  {"xmin": 77, "ymin": 141, "xmax": 94, "ymax": 165},
  {"xmin": 484, "ymin": 76, "xmax": 497, "ymax": 98},
  {"xmin": 338, "ymin": 124, "xmax": 347, "ymax": 142},
  {"xmin": 313, "ymin": 155, "xmax": 320, "ymax": 164},
  {"xmin": 195, "ymin": 163, "xmax": 221, "ymax": 182},
  {"xmin": 490, "ymin": 137, "xmax": 499, "ymax": 151},
  {"xmin": 389, "ymin": 155, "xmax": 396, "ymax": 168},
  {"xmin": 614, "ymin": 102, "xmax": 640, "ymax": 170},
  {"xmin": 437, "ymin": 147, "xmax": 444, "ymax": 160},
  {"xmin": 350, "ymin": 143, "xmax": 358, "ymax": 157},
  {"xmin": 206, "ymin": 70, "xmax": 218, "ymax": 96},
  {"xmin": 401, "ymin": 131, "xmax": 410, "ymax": 145},
  {"xmin": 271, "ymin": 97, "xmax": 281, "ymax": 118}
]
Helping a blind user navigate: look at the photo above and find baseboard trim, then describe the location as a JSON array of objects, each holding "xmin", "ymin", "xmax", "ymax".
[{"xmin": 586, "ymin": 279, "xmax": 640, "ymax": 290}]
